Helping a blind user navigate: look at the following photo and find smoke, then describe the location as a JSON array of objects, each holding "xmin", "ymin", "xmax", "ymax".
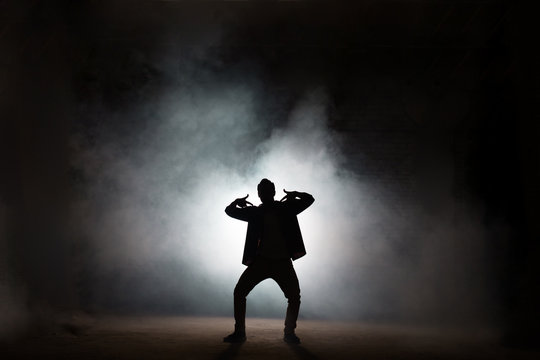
[{"xmin": 67, "ymin": 39, "xmax": 497, "ymax": 327}]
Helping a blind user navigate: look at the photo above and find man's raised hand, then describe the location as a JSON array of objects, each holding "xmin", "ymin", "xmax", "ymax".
[
  {"xmin": 235, "ymin": 194, "xmax": 253, "ymax": 208},
  {"xmin": 280, "ymin": 189, "xmax": 299, "ymax": 202}
]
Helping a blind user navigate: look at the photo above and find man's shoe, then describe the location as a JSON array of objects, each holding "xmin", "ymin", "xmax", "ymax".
[
  {"xmin": 223, "ymin": 331, "xmax": 246, "ymax": 343},
  {"xmin": 283, "ymin": 332, "xmax": 301, "ymax": 344}
]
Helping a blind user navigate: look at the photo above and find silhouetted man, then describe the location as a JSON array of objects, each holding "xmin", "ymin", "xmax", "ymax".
[{"xmin": 223, "ymin": 178, "xmax": 314, "ymax": 344}]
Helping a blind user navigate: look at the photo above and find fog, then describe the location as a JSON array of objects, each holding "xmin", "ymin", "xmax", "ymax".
[
  {"xmin": 67, "ymin": 46, "xmax": 494, "ymax": 326},
  {"xmin": 7, "ymin": 1, "xmax": 535, "ymax": 344}
]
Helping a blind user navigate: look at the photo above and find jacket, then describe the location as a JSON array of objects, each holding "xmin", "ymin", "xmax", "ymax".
[{"xmin": 225, "ymin": 193, "xmax": 314, "ymax": 265}]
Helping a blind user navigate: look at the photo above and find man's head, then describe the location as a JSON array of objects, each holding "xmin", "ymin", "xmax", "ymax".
[{"xmin": 257, "ymin": 178, "xmax": 275, "ymax": 204}]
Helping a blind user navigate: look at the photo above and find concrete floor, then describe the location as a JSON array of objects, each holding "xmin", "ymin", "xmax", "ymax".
[{"xmin": 2, "ymin": 316, "xmax": 538, "ymax": 360}]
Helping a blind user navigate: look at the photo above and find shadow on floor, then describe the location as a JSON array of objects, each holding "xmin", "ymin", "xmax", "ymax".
[
  {"xmin": 287, "ymin": 343, "xmax": 319, "ymax": 360},
  {"xmin": 215, "ymin": 342, "xmax": 244, "ymax": 360}
]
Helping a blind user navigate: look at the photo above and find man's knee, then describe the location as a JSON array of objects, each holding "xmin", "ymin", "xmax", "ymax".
[
  {"xmin": 234, "ymin": 284, "xmax": 248, "ymax": 299},
  {"xmin": 286, "ymin": 291, "xmax": 301, "ymax": 305}
]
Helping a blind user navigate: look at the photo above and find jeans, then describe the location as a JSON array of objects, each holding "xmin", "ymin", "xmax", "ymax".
[{"xmin": 233, "ymin": 256, "xmax": 301, "ymax": 334}]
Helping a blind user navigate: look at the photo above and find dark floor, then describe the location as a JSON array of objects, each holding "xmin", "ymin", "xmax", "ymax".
[{"xmin": 1, "ymin": 316, "xmax": 538, "ymax": 360}]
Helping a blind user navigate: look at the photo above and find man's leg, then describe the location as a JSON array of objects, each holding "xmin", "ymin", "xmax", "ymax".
[
  {"xmin": 272, "ymin": 259, "xmax": 301, "ymax": 340},
  {"xmin": 225, "ymin": 258, "xmax": 268, "ymax": 342}
]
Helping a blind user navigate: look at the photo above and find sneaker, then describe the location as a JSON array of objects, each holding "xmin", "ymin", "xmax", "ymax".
[
  {"xmin": 223, "ymin": 331, "xmax": 246, "ymax": 343},
  {"xmin": 283, "ymin": 332, "xmax": 301, "ymax": 344}
]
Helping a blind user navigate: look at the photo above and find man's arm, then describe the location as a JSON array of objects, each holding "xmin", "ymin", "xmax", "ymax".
[
  {"xmin": 280, "ymin": 190, "xmax": 314, "ymax": 215},
  {"xmin": 225, "ymin": 195, "xmax": 256, "ymax": 221}
]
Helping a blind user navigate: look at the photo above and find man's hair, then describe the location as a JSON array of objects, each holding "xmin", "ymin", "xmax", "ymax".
[{"xmin": 257, "ymin": 178, "xmax": 275, "ymax": 193}]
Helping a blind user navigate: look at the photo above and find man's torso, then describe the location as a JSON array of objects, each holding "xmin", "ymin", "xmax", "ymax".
[{"xmin": 257, "ymin": 203, "xmax": 289, "ymax": 259}]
